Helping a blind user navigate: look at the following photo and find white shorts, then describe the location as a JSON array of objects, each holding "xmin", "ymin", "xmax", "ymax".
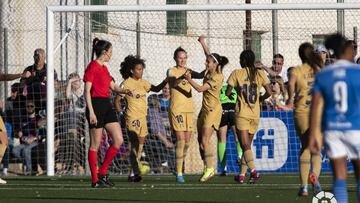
[{"xmin": 324, "ymin": 130, "xmax": 360, "ymax": 159}]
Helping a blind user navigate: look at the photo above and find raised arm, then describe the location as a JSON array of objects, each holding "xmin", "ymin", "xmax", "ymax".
[
  {"xmin": 255, "ymin": 61, "xmax": 277, "ymax": 77},
  {"xmin": 0, "ymin": 73, "xmax": 23, "ymax": 81},
  {"xmin": 198, "ymin": 35, "xmax": 211, "ymax": 57},
  {"xmin": 184, "ymin": 70, "xmax": 210, "ymax": 92},
  {"xmin": 65, "ymin": 78, "xmax": 77, "ymax": 99}
]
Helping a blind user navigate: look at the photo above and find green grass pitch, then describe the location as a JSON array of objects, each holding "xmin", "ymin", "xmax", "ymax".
[{"xmin": 0, "ymin": 174, "xmax": 357, "ymax": 203}]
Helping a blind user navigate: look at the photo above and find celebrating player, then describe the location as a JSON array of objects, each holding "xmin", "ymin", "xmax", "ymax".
[
  {"xmin": 196, "ymin": 38, "xmax": 241, "ymax": 175},
  {"xmin": 184, "ymin": 35, "xmax": 228, "ymax": 182},
  {"xmin": 84, "ymin": 38, "xmax": 130, "ymax": 188},
  {"xmin": 227, "ymin": 50, "xmax": 272, "ymax": 184},
  {"xmin": 167, "ymin": 46, "xmax": 205, "ymax": 183},
  {"xmin": 119, "ymin": 55, "xmax": 169, "ymax": 182},
  {"xmin": 286, "ymin": 42, "xmax": 324, "ymax": 196},
  {"xmin": 309, "ymin": 33, "xmax": 360, "ymax": 203}
]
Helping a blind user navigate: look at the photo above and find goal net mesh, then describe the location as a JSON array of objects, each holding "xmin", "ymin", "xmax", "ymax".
[{"xmin": 1, "ymin": 0, "xmax": 359, "ymax": 176}]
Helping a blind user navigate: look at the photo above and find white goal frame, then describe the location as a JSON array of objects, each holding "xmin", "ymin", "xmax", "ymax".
[{"xmin": 46, "ymin": 2, "xmax": 360, "ymax": 176}]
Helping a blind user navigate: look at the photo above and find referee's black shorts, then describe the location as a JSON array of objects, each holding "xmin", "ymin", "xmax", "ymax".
[
  {"xmin": 219, "ymin": 110, "xmax": 235, "ymax": 128},
  {"xmin": 86, "ymin": 97, "xmax": 118, "ymax": 129}
]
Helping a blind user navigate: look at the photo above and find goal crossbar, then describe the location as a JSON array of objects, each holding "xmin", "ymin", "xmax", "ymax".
[{"xmin": 48, "ymin": 3, "xmax": 360, "ymax": 12}]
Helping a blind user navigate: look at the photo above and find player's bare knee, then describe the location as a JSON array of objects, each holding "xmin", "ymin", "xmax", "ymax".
[{"xmin": 112, "ymin": 135, "xmax": 124, "ymax": 148}]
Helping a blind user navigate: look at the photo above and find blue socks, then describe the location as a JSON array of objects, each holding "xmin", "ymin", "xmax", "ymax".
[{"xmin": 333, "ymin": 179, "xmax": 347, "ymax": 203}]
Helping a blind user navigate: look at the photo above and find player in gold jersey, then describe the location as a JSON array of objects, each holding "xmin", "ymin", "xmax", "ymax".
[
  {"xmin": 285, "ymin": 42, "xmax": 324, "ymax": 196},
  {"xmin": 184, "ymin": 35, "xmax": 228, "ymax": 182},
  {"xmin": 227, "ymin": 50, "xmax": 272, "ymax": 184},
  {"xmin": 167, "ymin": 46, "xmax": 206, "ymax": 183},
  {"xmin": 119, "ymin": 55, "xmax": 169, "ymax": 182}
]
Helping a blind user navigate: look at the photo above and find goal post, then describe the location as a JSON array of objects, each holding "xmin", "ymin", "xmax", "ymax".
[{"xmin": 46, "ymin": 3, "xmax": 360, "ymax": 176}]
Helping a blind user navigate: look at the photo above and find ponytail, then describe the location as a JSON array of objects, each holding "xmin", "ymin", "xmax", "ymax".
[
  {"xmin": 240, "ymin": 50, "xmax": 256, "ymax": 84},
  {"xmin": 210, "ymin": 53, "xmax": 229, "ymax": 73},
  {"xmin": 91, "ymin": 38, "xmax": 99, "ymax": 61},
  {"xmin": 298, "ymin": 42, "xmax": 323, "ymax": 73},
  {"xmin": 91, "ymin": 38, "xmax": 112, "ymax": 61},
  {"xmin": 219, "ymin": 55, "xmax": 229, "ymax": 71}
]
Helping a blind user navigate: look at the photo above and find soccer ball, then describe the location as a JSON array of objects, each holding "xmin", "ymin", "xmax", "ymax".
[{"xmin": 139, "ymin": 161, "xmax": 151, "ymax": 175}]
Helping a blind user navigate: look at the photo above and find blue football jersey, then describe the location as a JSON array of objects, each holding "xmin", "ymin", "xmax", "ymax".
[{"xmin": 314, "ymin": 60, "xmax": 360, "ymax": 131}]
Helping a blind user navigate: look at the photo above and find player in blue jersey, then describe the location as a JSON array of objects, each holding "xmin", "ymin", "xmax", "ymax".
[{"xmin": 309, "ymin": 33, "xmax": 360, "ymax": 203}]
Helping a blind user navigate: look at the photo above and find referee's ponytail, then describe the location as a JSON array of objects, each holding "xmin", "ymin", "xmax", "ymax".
[{"xmin": 91, "ymin": 38, "xmax": 112, "ymax": 61}]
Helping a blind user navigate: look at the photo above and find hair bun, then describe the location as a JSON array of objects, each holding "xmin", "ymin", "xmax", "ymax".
[{"xmin": 219, "ymin": 55, "xmax": 229, "ymax": 66}]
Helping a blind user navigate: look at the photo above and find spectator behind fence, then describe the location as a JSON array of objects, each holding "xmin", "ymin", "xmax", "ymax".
[
  {"xmin": 2, "ymin": 83, "xmax": 25, "ymax": 176},
  {"xmin": 0, "ymin": 73, "xmax": 26, "ymax": 184},
  {"xmin": 315, "ymin": 45, "xmax": 330, "ymax": 66},
  {"xmin": 158, "ymin": 84, "xmax": 175, "ymax": 170},
  {"xmin": 256, "ymin": 54, "xmax": 288, "ymax": 82},
  {"xmin": 65, "ymin": 73, "xmax": 86, "ymax": 134},
  {"xmin": 263, "ymin": 76, "xmax": 290, "ymax": 111},
  {"xmin": 158, "ymin": 83, "xmax": 170, "ymax": 113},
  {"xmin": 146, "ymin": 92, "xmax": 175, "ymax": 172},
  {"xmin": 22, "ymin": 48, "xmax": 58, "ymax": 113},
  {"xmin": 12, "ymin": 100, "xmax": 46, "ymax": 175},
  {"xmin": 5, "ymin": 83, "xmax": 27, "ymax": 134},
  {"xmin": 64, "ymin": 72, "xmax": 86, "ymax": 175}
]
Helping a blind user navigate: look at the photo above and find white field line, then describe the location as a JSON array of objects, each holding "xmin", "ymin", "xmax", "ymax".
[
  {"xmin": 0, "ymin": 186, "xmax": 357, "ymax": 191},
  {"xmin": 0, "ymin": 187, "xmax": 346, "ymax": 191},
  {"xmin": 0, "ymin": 183, "xmax": 357, "ymax": 189}
]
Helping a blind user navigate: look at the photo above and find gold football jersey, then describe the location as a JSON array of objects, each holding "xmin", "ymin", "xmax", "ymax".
[
  {"xmin": 167, "ymin": 66, "xmax": 194, "ymax": 113},
  {"xmin": 202, "ymin": 71, "xmax": 224, "ymax": 112},
  {"xmin": 292, "ymin": 63, "xmax": 315, "ymax": 114},
  {"xmin": 227, "ymin": 68, "xmax": 270, "ymax": 119},
  {"xmin": 122, "ymin": 77, "xmax": 151, "ymax": 119}
]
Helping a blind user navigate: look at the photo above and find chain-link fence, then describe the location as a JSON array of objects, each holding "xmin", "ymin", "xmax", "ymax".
[{"xmin": 1, "ymin": 0, "xmax": 360, "ymax": 176}]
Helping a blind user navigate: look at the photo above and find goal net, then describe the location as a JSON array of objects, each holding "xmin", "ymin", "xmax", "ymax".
[{"xmin": 1, "ymin": 0, "xmax": 360, "ymax": 176}]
